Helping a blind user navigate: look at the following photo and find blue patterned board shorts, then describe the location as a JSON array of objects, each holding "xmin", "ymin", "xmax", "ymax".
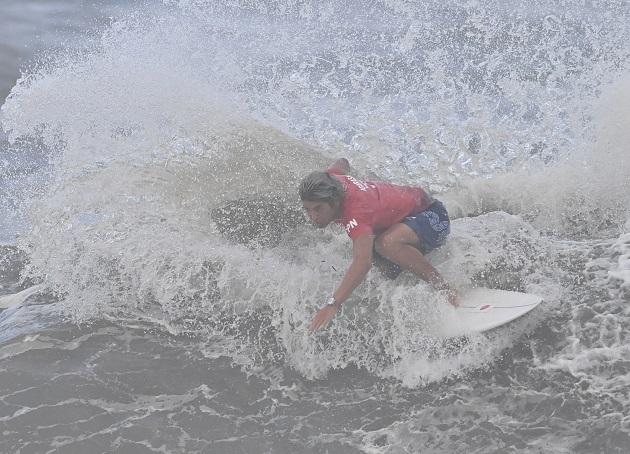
[{"xmin": 402, "ymin": 199, "xmax": 450, "ymax": 254}]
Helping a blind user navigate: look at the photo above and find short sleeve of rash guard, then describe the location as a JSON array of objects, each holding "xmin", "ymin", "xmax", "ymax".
[
  {"xmin": 344, "ymin": 202, "xmax": 374, "ymax": 239},
  {"xmin": 325, "ymin": 168, "xmax": 375, "ymax": 239}
]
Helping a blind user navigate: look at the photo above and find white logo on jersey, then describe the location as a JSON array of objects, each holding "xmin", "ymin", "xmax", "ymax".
[
  {"xmin": 345, "ymin": 175, "xmax": 369, "ymax": 192},
  {"xmin": 345, "ymin": 218, "xmax": 358, "ymax": 232}
]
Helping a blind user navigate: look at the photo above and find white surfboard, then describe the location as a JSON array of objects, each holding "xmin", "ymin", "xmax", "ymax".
[{"xmin": 440, "ymin": 288, "xmax": 543, "ymax": 337}]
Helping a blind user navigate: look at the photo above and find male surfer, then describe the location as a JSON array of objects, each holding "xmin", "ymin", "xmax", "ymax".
[{"xmin": 299, "ymin": 158, "xmax": 458, "ymax": 332}]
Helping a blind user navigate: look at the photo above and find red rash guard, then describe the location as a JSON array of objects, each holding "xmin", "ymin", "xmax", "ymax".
[{"xmin": 327, "ymin": 167, "xmax": 433, "ymax": 240}]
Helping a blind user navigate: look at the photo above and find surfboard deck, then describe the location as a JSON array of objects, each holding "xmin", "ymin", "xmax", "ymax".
[{"xmin": 440, "ymin": 288, "xmax": 543, "ymax": 337}]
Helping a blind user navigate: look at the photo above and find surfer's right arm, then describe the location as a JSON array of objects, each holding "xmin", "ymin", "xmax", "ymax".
[{"xmin": 308, "ymin": 234, "xmax": 374, "ymax": 332}]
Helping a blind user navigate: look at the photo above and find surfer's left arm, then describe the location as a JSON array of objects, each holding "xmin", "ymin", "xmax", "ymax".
[
  {"xmin": 308, "ymin": 235, "xmax": 374, "ymax": 332},
  {"xmin": 328, "ymin": 157, "xmax": 350, "ymax": 175}
]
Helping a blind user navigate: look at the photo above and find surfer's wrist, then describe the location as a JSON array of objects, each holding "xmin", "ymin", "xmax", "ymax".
[
  {"xmin": 326, "ymin": 296, "xmax": 341, "ymax": 310},
  {"xmin": 431, "ymin": 277, "xmax": 450, "ymax": 292}
]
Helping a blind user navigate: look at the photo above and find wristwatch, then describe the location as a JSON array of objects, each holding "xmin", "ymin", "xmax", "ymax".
[{"xmin": 326, "ymin": 297, "xmax": 341, "ymax": 310}]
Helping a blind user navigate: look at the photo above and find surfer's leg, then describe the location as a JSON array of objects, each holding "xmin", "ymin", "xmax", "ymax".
[
  {"xmin": 374, "ymin": 223, "xmax": 449, "ymax": 290},
  {"xmin": 375, "ymin": 201, "xmax": 458, "ymax": 306}
]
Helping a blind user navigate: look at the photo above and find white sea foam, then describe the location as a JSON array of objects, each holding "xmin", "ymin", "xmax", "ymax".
[
  {"xmin": 442, "ymin": 76, "xmax": 630, "ymax": 237},
  {"xmin": 608, "ymin": 233, "xmax": 630, "ymax": 287}
]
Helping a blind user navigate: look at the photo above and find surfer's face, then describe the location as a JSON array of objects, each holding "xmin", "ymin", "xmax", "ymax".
[{"xmin": 302, "ymin": 200, "xmax": 338, "ymax": 228}]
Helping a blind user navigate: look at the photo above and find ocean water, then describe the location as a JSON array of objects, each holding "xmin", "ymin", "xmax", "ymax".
[{"xmin": 1, "ymin": 1, "xmax": 629, "ymax": 453}]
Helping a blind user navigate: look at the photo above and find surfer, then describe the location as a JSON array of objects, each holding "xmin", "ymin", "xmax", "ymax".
[{"xmin": 300, "ymin": 158, "xmax": 459, "ymax": 332}]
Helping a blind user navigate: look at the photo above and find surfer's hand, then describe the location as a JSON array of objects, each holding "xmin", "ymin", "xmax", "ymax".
[
  {"xmin": 445, "ymin": 288, "xmax": 460, "ymax": 307},
  {"xmin": 308, "ymin": 305, "xmax": 339, "ymax": 332}
]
